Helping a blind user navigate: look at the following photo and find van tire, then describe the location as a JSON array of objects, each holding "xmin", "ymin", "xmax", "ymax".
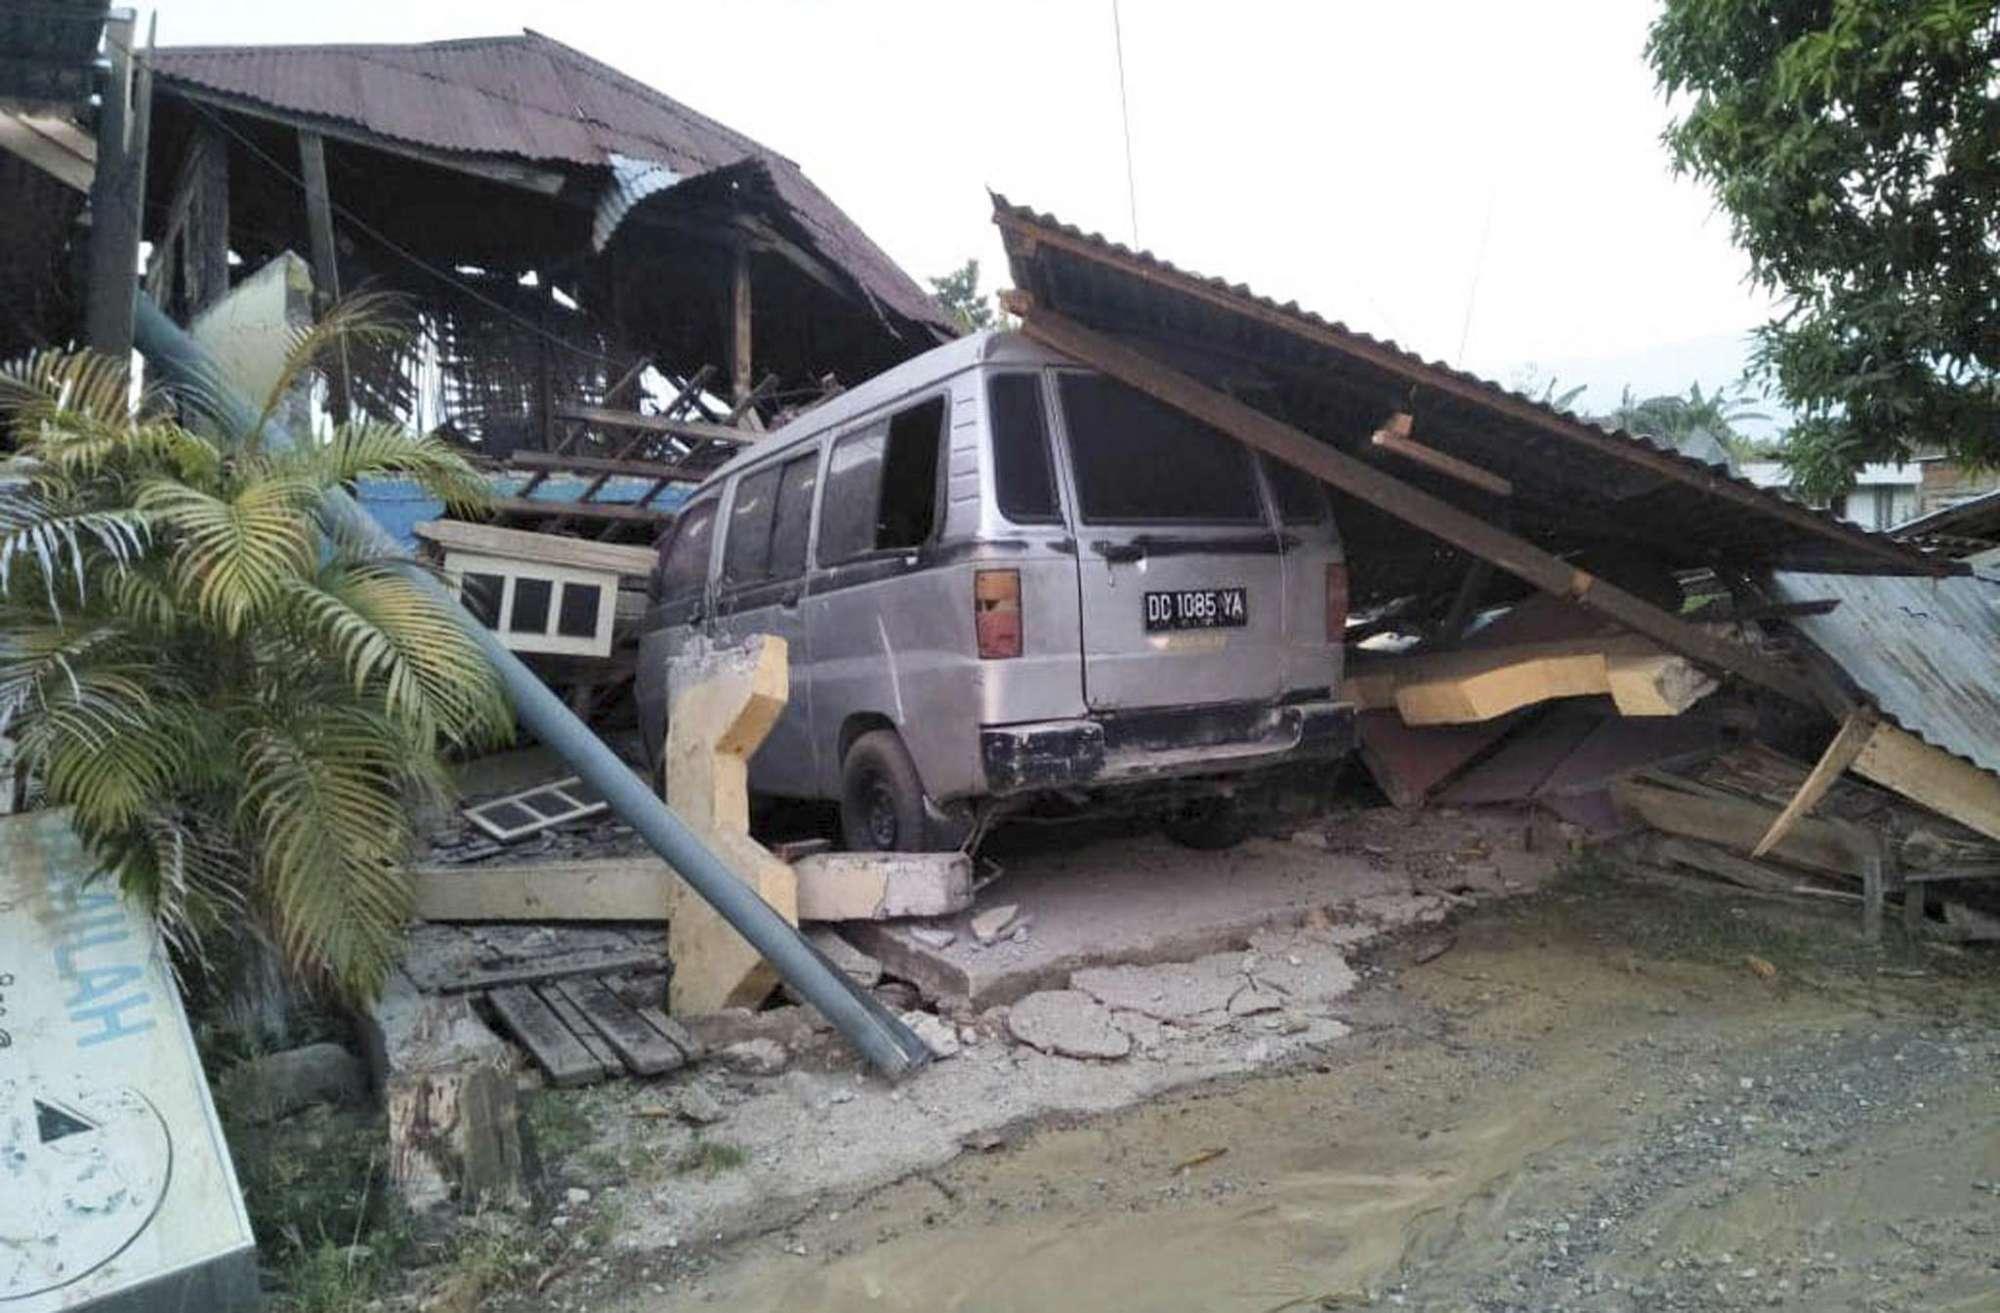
[
  {"xmin": 841, "ymin": 730, "xmax": 929, "ymax": 852},
  {"xmin": 1163, "ymin": 796, "xmax": 1250, "ymax": 851}
]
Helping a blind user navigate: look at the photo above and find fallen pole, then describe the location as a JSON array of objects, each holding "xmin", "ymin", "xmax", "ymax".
[{"xmin": 133, "ymin": 294, "xmax": 931, "ymax": 1079}]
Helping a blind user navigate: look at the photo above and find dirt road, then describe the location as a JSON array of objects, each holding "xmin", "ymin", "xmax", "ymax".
[{"xmin": 614, "ymin": 874, "xmax": 2000, "ymax": 1312}]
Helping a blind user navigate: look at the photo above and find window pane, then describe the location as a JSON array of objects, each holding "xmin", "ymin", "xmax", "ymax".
[
  {"xmin": 721, "ymin": 466, "xmax": 781, "ymax": 588},
  {"xmin": 1262, "ymin": 455, "xmax": 1328, "ymax": 524},
  {"xmin": 818, "ymin": 428, "xmax": 884, "ymax": 564},
  {"xmin": 988, "ymin": 374, "xmax": 1059, "ymax": 522},
  {"xmin": 509, "ymin": 577, "xmax": 552, "ymax": 633},
  {"xmin": 1059, "ymin": 374, "xmax": 1261, "ymax": 522},
  {"xmin": 557, "ymin": 582, "xmax": 601, "ymax": 638},
  {"xmin": 657, "ymin": 499, "xmax": 716, "ymax": 603},
  {"xmin": 462, "ymin": 572, "xmax": 504, "ymax": 628},
  {"xmin": 768, "ymin": 454, "xmax": 819, "ymax": 580},
  {"xmin": 878, "ymin": 397, "xmax": 944, "ymax": 549}
]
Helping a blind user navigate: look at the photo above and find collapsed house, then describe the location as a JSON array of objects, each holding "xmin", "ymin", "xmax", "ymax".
[{"xmin": 989, "ymin": 197, "xmax": 2000, "ymax": 932}]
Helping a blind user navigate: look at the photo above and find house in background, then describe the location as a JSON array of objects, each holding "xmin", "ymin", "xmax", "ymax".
[{"xmin": 1741, "ymin": 455, "xmax": 2000, "ymax": 533}]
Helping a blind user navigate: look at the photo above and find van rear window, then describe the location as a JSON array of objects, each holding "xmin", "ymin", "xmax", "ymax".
[
  {"xmin": 1059, "ymin": 374, "xmax": 1261, "ymax": 523},
  {"xmin": 988, "ymin": 374, "xmax": 1060, "ymax": 523}
]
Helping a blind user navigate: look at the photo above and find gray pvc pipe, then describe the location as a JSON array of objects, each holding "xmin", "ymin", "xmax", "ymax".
[{"xmin": 133, "ymin": 294, "xmax": 931, "ymax": 1079}]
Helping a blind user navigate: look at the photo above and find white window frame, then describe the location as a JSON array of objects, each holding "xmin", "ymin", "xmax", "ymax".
[{"xmin": 445, "ymin": 550, "xmax": 620, "ymax": 657}]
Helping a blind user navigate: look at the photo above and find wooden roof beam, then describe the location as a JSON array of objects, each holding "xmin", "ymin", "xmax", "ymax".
[
  {"xmin": 996, "ymin": 209, "xmax": 1951, "ymax": 579},
  {"xmin": 1005, "ymin": 293, "xmax": 1817, "ymax": 706}
]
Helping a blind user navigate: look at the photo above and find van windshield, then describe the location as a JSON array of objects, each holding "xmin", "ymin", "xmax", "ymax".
[{"xmin": 1059, "ymin": 374, "xmax": 1262, "ymax": 523}]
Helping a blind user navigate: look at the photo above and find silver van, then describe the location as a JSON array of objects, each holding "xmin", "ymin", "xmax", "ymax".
[{"xmin": 636, "ymin": 330, "xmax": 1353, "ymax": 850}]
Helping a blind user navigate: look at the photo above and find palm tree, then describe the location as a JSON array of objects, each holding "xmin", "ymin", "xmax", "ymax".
[
  {"xmin": 0, "ymin": 307, "xmax": 513, "ymax": 1002},
  {"xmin": 1602, "ymin": 382, "xmax": 1772, "ymax": 465}
]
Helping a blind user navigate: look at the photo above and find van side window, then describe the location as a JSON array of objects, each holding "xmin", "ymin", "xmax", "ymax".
[
  {"xmin": 818, "ymin": 397, "xmax": 946, "ymax": 563},
  {"xmin": 1058, "ymin": 374, "xmax": 1261, "ymax": 523},
  {"xmin": 1261, "ymin": 455, "xmax": 1329, "ymax": 524},
  {"xmin": 988, "ymin": 373, "xmax": 1060, "ymax": 523},
  {"xmin": 768, "ymin": 454, "xmax": 819, "ymax": 580},
  {"xmin": 721, "ymin": 466, "xmax": 781, "ymax": 589},
  {"xmin": 656, "ymin": 498, "xmax": 717, "ymax": 603}
]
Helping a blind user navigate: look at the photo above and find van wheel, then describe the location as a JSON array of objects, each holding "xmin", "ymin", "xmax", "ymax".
[
  {"xmin": 841, "ymin": 730, "xmax": 928, "ymax": 852},
  {"xmin": 1163, "ymin": 796, "xmax": 1250, "ymax": 851}
]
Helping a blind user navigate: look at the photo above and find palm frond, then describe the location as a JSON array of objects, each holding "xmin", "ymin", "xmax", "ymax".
[
  {"xmin": 235, "ymin": 702, "xmax": 421, "ymax": 999},
  {"xmin": 296, "ymin": 420, "xmax": 493, "ymax": 515},
  {"xmin": 138, "ymin": 474, "xmax": 321, "ymax": 633},
  {"xmin": 0, "ymin": 349, "xmax": 135, "ymax": 431},
  {"xmin": 0, "ymin": 487, "xmax": 150, "ymax": 611},
  {"xmin": 280, "ymin": 561, "xmax": 512, "ymax": 746},
  {"xmin": 250, "ymin": 290, "xmax": 413, "ymax": 443}
]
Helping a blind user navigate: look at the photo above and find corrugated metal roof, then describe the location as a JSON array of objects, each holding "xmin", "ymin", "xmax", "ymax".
[
  {"xmin": 149, "ymin": 32, "xmax": 952, "ymax": 337},
  {"xmin": 992, "ymin": 195, "xmax": 1953, "ymax": 600},
  {"xmin": 1770, "ymin": 570, "xmax": 2000, "ymax": 778},
  {"xmin": 1892, "ymin": 487, "xmax": 2000, "ymax": 547}
]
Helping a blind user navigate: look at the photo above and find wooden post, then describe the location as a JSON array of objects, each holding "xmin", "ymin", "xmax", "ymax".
[
  {"xmin": 188, "ymin": 121, "xmax": 229, "ymax": 314},
  {"xmin": 729, "ymin": 243, "xmax": 753, "ymax": 404},
  {"xmin": 297, "ymin": 129, "xmax": 350, "ymax": 421},
  {"xmin": 85, "ymin": 12, "xmax": 148, "ymax": 360},
  {"xmin": 1009, "ymin": 299, "xmax": 1819, "ymax": 706},
  {"xmin": 1861, "ymin": 850, "xmax": 1884, "ymax": 944}
]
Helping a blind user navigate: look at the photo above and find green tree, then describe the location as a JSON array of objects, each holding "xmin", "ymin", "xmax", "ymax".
[
  {"xmin": 1648, "ymin": 0, "xmax": 2000, "ymax": 501},
  {"xmin": 1601, "ymin": 380, "xmax": 1774, "ymax": 464},
  {"xmin": 0, "ymin": 305, "xmax": 512, "ymax": 1001},
  {"xmin": 930, "ymin": 258, "xmax": 996, "ymax": 334}
]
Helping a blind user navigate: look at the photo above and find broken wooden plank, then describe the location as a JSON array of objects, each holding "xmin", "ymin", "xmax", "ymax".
[
  {"xmin": 1611, "ymin": 776, "xmax": 1869, "ymax": 879},
  {"xmin": 1346, "ymin": 635, "xmax": 1717, "ymax": 726},
  {"xmin": 1752, "ymin": 707, "xmax": 1878, "ymax": 857},
  {"xmin": 1851, "ymin": 720, "xmax": 2000, "ymax": 845},
  {"xmin": 553, "ymin": 977, "xmax": 685, "ymax": 1076},
  {"xmin": 413, "ymin": 519, "xmax": 657, "ymax": 577},
  {"xmin": 1371, "ymin": 413, "xmax": 1512, "ymax": 497},
  {"xmin": 1434, "ymin": 704, "xmax": 1603, "ymax": 806},
  {"xmin": 556, "ymin": 405, "xmax": 756, "ymax": 447},
  {"xmin": 485, "ymin": 496, "xmax": 670, "ymax": 526},
  {"xmin": 507, "ymin": 449, "xmax": 713, "ymax": 486},
  {"xmin": 412, "ymin": 858, "xmax": 673, "ymax": 922},
  {"xmin": 1535, "ymin": 714, "xmax": 1724, "ymax": 798},
  {"xmin": 1651, "ymin": 836, "xmax": 1812, "ymax": 896},
  {"xmin": 1010, "ymin": 299, "xmax": 1820, "ymax": 704},
  {"xmin": 532, "ymin": 983, "xmax": 621, "ymax": 1073},
  {"xmin": 486, "ymin": 985, "xmax": 606, "ymax": 1086},
  {"xmin": 403, "ymin": 946, "xmax": 666, "ymax": 995}
]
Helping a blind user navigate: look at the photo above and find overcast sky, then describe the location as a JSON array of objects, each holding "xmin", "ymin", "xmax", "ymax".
[{"xmin": 154, "ymin": 0, "xmax": 1784, "ymax": 418}]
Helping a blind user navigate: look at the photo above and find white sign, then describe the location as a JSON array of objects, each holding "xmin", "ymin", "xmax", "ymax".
[{"xmin": 0, "ymin": 811, "xmax": 258, "ymax": 1311}]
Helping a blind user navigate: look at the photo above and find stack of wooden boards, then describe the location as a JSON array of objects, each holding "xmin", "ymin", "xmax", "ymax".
[
  {"xmin": 486, "ymin": 976, "xmax": 701, "ymax": 1086},
  {"xmin": 1615, "ymin": 743, "xmax": 2000, "ymax": 941}
]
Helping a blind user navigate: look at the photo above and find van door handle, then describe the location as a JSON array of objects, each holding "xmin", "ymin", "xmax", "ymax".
[
  {"xmin": 779, "ymin": 586, "xmax": 802, "ymax": 608},
  {"xmin": 1090, "ymin": 540, "xmax": 1146, "ymax": 563}
]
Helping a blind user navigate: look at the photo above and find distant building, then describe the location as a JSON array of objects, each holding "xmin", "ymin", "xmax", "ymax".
[{"xmin": 1740, "ymin": 456, "xmax": 2000, "ymax": 532}]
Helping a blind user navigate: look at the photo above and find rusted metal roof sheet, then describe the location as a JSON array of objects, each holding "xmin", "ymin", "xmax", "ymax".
[
  {"xmin": 149, "ymin": 32, "xmax": 952, "ymax": 337},
  {"xmin": 1770, "ymin": 570, "xmax": 2000, "ymax": 777},
  {"xmin": 993, "ymin": 196, "xmax": 1953, "ymax": 604}
]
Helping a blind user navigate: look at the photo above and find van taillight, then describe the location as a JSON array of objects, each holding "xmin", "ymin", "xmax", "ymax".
[
  {"xmin": 975, "ymin": 569, "xmax": 1022, "ymax": 659},
  {"xmin": 1325, "ymin": 563, "xmax": 1349, "ymax": 643}
]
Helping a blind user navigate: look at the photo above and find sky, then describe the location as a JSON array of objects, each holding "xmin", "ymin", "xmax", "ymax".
[{"xmin": 151, "ymin": 0, "xmax": 1787, "ymax": 423}]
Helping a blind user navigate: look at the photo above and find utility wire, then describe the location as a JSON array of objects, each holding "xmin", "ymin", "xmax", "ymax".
[
  {"xmin": 1111, "ymin": 0, "xmax": 1139, "ymax": 248},
  {"xmin": 185, "ymin": 99, "xmax": 625, "ymax": 371}
]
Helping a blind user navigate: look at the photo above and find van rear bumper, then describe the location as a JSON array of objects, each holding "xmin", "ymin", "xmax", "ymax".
[{"xmin": 979, "ymin": 699, "xmax": 1355, "ymax": 795}]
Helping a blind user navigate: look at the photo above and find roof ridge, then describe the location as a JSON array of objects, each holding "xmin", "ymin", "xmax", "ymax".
[{"xmin": 517, "ymin": 29, "xmax": 789, "ymax": 168}]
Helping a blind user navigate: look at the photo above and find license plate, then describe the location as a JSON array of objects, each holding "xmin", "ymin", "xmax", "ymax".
[{"xmin": 1144, "ymin": 587, "xmax": 1248, "ymax": 632}]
